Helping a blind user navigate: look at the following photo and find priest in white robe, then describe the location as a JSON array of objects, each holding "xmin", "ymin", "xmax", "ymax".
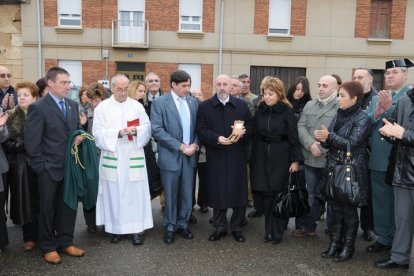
[{"xmin": 93, "ymin": 74, "xmax": 153, "ymax": 245}]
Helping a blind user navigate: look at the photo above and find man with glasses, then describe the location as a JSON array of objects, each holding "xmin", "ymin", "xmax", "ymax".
[
  {"xmin": 365, "ymin": 58, "xmax": 413, "ymax": 255},
  {"xmin": 0, "ymin": 65, "xmax": 17, "ymax": 111},
  {"xmin": 93, "ymin": 74, "xmax": 153, "ymax": 246},
  {"xmin": 145, "ymin": 72, "xmax": 164, "ymax": 112}
]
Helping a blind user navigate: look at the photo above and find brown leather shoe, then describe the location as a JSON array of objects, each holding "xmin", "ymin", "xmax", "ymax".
[
  {"xmin": 62, "ymin": 245, "xmax": 85, "ymax": 257},
  {"xmin": 44, "ymin": 251, "xmax": 62, "ymax": 264},
  {"xmin": 23, "ymin": 241, "xmax": 36, "ymax": 251}
]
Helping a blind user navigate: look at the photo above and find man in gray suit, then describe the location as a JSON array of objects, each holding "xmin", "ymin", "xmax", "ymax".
[{"xmin": 151, "ymin": 70, "xmax": 199, "ymax": 244}]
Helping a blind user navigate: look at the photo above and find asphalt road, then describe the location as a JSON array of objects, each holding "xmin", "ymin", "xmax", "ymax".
[{"xmin": 1, "ymin": 199, "xmax": 412, "ymax": 276}]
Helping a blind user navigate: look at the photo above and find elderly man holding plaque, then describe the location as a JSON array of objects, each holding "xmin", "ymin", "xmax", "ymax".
[{"xmin": 197, "ymin": 74, "xmax": 253, "ymax": 242}]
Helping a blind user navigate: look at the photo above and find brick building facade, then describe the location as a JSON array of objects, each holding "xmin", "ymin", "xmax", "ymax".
[{"xmin": 14, "ymin": 0, "xmax": 414, "ymax": 99}]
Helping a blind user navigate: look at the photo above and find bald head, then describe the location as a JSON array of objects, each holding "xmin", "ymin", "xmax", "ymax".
[
  {"xmin": 0, "ymin": 65, "xmax": 11, "ymax": 91},
  {"xmin": 215, "ymin": 74, "xmax": 231, "ymax": 101},
  {"xmin": 318, "ymin": 75, "xmax": 338, "ymax": 100}
]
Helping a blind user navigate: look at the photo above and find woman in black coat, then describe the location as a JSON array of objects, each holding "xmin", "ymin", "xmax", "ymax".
[
  {"xmin": 4, "ymin": 81, "xmax": 39, "ymax": 251},
  {"xmin": 250, "ymin": 77, "xmax": 303, "ymax": 244},
  {"xmin": 315, "ymin": 81, "xmax": 371, "ymax": 262}
]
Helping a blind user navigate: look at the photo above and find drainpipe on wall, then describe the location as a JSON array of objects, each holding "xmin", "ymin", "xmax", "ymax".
[
  {"xmin": 218, "ymin": 0, "xmax": 224, "ymax": 75},
  {"xmin": 37, "ymin": 0, "xmax": 42, "ymax": 78}
]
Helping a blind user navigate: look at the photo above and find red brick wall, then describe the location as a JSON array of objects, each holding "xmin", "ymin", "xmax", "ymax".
[
  {"xmin": 201, "ymin": 64, "xmax": 213, "ymax": 99},
  {"xmin": 254, "ymin": 0, "xmax": 306, "ymax": 35},
  {"xmin": 83, "ymin": 0, "xmax": 117, "ymax": 29},
  {"xmin": 145, "ymin": 62, "xmax": 178, "ymax": 92},
  {"xmin": 254, "ymin": 0, "xmax": 269, "ymax": 35},
  {"xmin": 354, "ymin": 0, "xmax": 371, "ymax": 38},
  {"xmin": 82, "ymin": 60, "xmax": 116, "ymax": 85},
  {"xmin": 45, "ymin": 59, "xmax": 58, "ymax": 71},
  {"xmin": 389, "ymin": 0, "xmax": 406, "ymax": 39},
  {"xmin": 355, "ymin": 0, "xmax": 406, "ymax": 39},
  {"xmin": 291, "ymin": 0, "xmax": 306, "ymax": 36},
  {"xmin": 146, "ymin": 0, "xmax": 179, "ymax": 31},
  {"xmin": 44, "ymin": 0, "xmax": 57, "ymax": 27},
  {"xmin": 203, "ymin": 0, "xmax": 215, "ymax": 33}
]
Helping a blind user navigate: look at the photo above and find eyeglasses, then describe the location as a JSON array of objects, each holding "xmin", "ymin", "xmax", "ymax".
[
  {"xmin": 0, "ymin": 73, "xmax": 12, "ymax": 78},
  {"xmin": 384, "ymin": 69, "xmax": 403, "ymax": 77},
  {"xmin": 147, "ymin": 79, "xmax": 159, "ymax": 83}
]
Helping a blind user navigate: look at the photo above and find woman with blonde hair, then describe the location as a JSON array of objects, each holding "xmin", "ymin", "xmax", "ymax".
[
  {"xmin": 128, "ymin": 80, "xmax": 149, "ymax": 115},
  {"xmin": 250, "ymin": 77, "xmax": 303, "ymax": 244}
]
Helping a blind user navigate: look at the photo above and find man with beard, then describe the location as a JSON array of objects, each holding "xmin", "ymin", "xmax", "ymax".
[{"xmin": 197, "ymin": 74, "xmax": 253, "ymax": 242}]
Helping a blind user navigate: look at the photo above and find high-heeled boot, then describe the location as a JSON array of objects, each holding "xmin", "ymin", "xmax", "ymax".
[
  {"xmin": 321, "ymin": 223, "xmax": 342, "ymax": 258},
  {"xmin": 334, "ymin": 207, "xmax": 358, "ymax": 262}
]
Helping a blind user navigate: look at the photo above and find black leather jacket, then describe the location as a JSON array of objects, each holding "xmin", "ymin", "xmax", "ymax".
[
  {"xmin": 389, "ymin": 90, "xmax": 414, "ymax": 189},
  {"xmin": 321, "ymin": 103, "xmax": 372, "ymax": 206}
]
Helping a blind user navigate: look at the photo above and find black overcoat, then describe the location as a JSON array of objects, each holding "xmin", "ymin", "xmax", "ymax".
[
  {"xmin": 197, "ymin": 95, "xmax": 253, "ymax": 209},
  {"xmin": 4, "ymin": 106, "xmax": 38, "ymax": 225},
  {"xmin": 250, "ymin": 102, "xmax": 303, "ymax": 192}
]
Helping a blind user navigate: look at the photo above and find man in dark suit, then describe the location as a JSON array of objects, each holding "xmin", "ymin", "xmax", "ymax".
[
  {"xmin": 25, "ymin": 67, "xmax": 84, "ymax": 264},
  {"xmin": 151, "ymin": 70, "xmax": 199, "ymax": 244}
]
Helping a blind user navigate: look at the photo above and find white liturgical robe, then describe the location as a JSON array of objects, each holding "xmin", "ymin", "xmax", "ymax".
[{"xmin": 93, "ymin": 96, "xmax": 153, "ymax": 234}]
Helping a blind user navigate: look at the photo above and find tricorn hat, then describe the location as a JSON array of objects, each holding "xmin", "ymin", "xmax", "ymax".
[{"xmin": 385, "ymin": 58, "xmax": 414, "ymax": 69}]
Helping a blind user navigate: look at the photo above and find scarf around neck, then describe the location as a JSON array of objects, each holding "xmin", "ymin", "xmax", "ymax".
[{"xmin": 317, "ymin": 91, "xmax": 337, "ymax": 106}]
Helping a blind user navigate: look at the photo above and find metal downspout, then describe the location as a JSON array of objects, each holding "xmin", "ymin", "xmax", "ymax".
[
  {"xmin": 218, "ymin": 0, "xmax": 224, "ymax": 75},
  {"xmin": 37, "ymin": 0, "xmax": 42, "ymax": 78}
]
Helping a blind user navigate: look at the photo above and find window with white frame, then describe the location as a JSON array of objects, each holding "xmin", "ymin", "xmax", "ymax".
[
  {"xmin": 179, "ymin": 64, "xmax": 201, "ymax": 92},
  {"xmin": 268, "ymin": 0, "xmax": 291, "ymax": 35},
  {"xmin": 59, "ymin": 60, "xmax": 82, "ymax": 101},
  {"xmin": 179, "ymin": 0, "xmax": 202, "ymax": 31},
  {"xmin": 58, "ymin": 0, "xmax": 82, "ymax": 27}
]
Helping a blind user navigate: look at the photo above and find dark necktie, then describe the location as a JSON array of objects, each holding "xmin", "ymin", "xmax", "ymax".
[{"xmin": 59, "ymin": 100, "xmax": 67, "ymax": 118}]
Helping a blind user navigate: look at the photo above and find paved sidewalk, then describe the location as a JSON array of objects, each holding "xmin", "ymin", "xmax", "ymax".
[{"xmin": 1, "ymin": 200, "xmax": 411, "ymax": 275}]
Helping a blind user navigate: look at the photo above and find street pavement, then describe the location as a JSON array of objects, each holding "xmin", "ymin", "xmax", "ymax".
[{"xmin": 1, "ymin": 200, "xmax": 412, "ymax": 276}]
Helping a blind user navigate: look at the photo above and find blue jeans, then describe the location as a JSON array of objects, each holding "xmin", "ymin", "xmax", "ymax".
[{"xmin": 295, "ymin": 165, "xmax": 325, "ymax": 232}]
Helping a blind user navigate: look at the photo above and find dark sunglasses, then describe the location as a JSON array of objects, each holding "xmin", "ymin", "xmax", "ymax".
[{"xmin": 0, "ymin": 73, "xmax": 12, "ymax": 78}]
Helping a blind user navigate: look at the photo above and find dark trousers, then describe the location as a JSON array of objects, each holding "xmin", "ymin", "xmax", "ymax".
[
  {"xmin": 360, "ymin": 172, "xmax": 374, "ymax": 231},
  {"xmin": 252, "ymin": 190, "xmax": 265, "ymax": 212},
  {"xmin": 193, "ymin": 163, "xmax": 207, "ymax": 208},
  {"xmin": 22, "ymin": 222, "xmax": 38, "ymax": 243},
  {"xmin": 83, "ymin": 207, "xmax": 96, "ymax": 227},
  {"xmin": 37, "ymin": 172, "xmax": 77, "ymax": 253},
  {"xmin": 212, "ymin": 207, "xmax": 246, "ymax": 233},
  {"xmin": 0, "ymin": 190, "xmax": 8, "ymax": 249},
  {"xmin": 261, "ymin": 191, "xmax": 289, "ymax": 241}
]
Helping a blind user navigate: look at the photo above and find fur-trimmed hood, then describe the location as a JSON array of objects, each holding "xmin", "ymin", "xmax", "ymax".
[{"xmin": 6, "ymin": 106, "xmax": 27, "ymax": 140}]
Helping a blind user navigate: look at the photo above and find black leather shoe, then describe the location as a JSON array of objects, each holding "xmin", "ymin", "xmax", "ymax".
[
  {"xmin": 87, "ymin": 225, "xmax": 97, "ymax": 233},
  {"xmin": 199, "ymin": 206, "xmax": 209, "ymax": 213},
  {"xmin": 366, "ymin": 242, "xmax": 391, "ymax": 253},
  {"xmin": 188, "ymin": 214, "xmax": 198, "ymax": 224},
  {"xmin": 264, "ymin": 233, "xmax": 273, "ymax": 243},
  {"xmin": 232, "ymin": 231, "xmax": 246, "ymax": 242},
  {"xmin": 374, "ymin": 258, "xmax": 409, "ymax": 269},
  {"xmin": 132, "ymin": 233, "xmax": 144, "ymax": 245},
  {"xmin": 110, "ymin": 234, "xmax": 122, "ymax": 243},
  {"xmin": 247, "ymin": 209, "xmax": 263, "ymax": 218},
  {"xmin": 208, "ymin": 231, "xmax": 227, "ymax": 241},
  {"xmin": 363, "ymin": 230, "xmax": 376, "ymax": 241},
  {"xmin": 164, "ymin": 231, "xmax": 174, "ymax": 244},
  {"xmin": 208, "ymin": 217, "xmax": 213, "ymax": 224},
  {"xmin": 176, "ymin": 228, "xmax": 193, "ymax": 239}
]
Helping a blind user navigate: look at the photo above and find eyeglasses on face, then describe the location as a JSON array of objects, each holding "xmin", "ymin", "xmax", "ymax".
[
  {"xmin": 147, "ymin": 79, "xmax": 159, "ymax": 83},
  {"xmin": 0, "ymin": 73, "xmax": 12, "ymax": 79}
]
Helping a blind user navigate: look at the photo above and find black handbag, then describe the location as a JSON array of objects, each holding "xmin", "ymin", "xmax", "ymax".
[
  {"xmin": 272, "ymin": 171, "xmax": 310, "ymax": 218},
  {"xmin": 319, "ymin": 142, "xmax": 361, "ymax": 206},
  {"xmin": 143, "ymin": 141, "xmax": 163, "ymax": 199}
]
